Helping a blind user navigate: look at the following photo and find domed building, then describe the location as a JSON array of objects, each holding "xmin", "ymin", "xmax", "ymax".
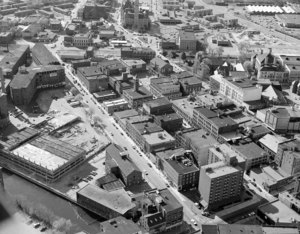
[{"xmin": 121, "ymin": 0, "xmax": 150, "ymax": 32}]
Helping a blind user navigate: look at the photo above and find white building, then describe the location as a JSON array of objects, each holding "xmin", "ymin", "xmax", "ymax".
[{"xmin": 219, "ymin": 77, "xmax": 262, "ymax": 106}]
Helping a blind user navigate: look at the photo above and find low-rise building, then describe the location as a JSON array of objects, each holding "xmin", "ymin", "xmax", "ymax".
[
  {"xmin": 120, "ymin": 47, "xmax": 156, "ymax": 62},
  {"xmin": 93, "ymin": 90, "xmax": 118, "ymax": 102},
  {"xmin": 219, "ymin": 77, "xmax": 262, "ymax": 107},
  {"xmin": 98, "ymin": 59, "xmax": 127, "ymax": 76},
  {"xmin": 143, "ymin": 97, "xmax": 174, "ymax": 115},
  {"xmin": 192, "ymin": 106, "xmax": 239, "ymax": 141},
  {"xmin": 121, "ymin": 59, "xmax": 147, "ymax": 74},
  {"xmin": 178, "ymin": 77, "xmax": 202, "ymax": 95},
  {"xmin": 73, "ymin": 33, "xmax": 93, "ymax": 48},
  {"xmin": 150, "ymin": 77, "xmax": 182, "ymax": 100},
  {"xmin": 150, "ymin": 58, "xmax": 173, "ymax": 75},
  {"xmin": 99, "ymin": 216, "xmax": 142, "ymax": 234},
  {"xmin": 103, "ymin": 99, "xmax": 129, "ymax": 115},
  {"xmin": 123, "ymin": 79, "xmax": 153, "ymax": 109},
  {"xmin": 156, "ymin": 148, "xmax": 199, "ymax": 191},
  {"xmin": 171, "ymin": 98, "xmax": 200, "ymax": 126},
  {"xmin": 154, "ymin": 113, "xmax": 183, "ymax": 133},
  {"xmin": 175, "ymin": 129, "xmax": 218, "ymax": 166},
  {"xmin": 258, "ymin": 134, "xmax": 291, "ymax": 158},
  {"xmin": 230, "ymin": 139, "xmax": 268, "ymax": 170},
  {"xmin": 77, "ymin": 66, "xmax": 108, "ymax": 93},
  {"xmin": 105, "ymin": 144, "xmax": 143, "ymax": 186},
  {"xmin": 77, "ymin": 185, "xmax": 135, "ymax": 219},
  {"xmin": 176, "ymin": 30, "xmax": 197, "ymax": 52},
  {"xmin": 279, "ymin": 191, "xmax": 300, "ymax": 214}
]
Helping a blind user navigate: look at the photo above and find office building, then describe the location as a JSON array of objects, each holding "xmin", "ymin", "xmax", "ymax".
[
  {"xmin": 105, "ymin": 144, "xmax": 143, "ymax": 186},
  {"xmin": 121, "ymin": 59, "xmax": 147, "ymax": 74},
  {"xmin": 73, "ymin": 33, "xmax": 93, "ymax": 48},
  {"xmin": 199, "ymin": 161, "xmax": 243, "ymax": 211},
  {"xmin": 156, "ymin": 148, "xmax": 199, "ymax": 191},
  {"xmin": 98, "ymin": 59, "xmax": 127, "ymax": 76},
  {"xmin": 77, "ymin": 66, "xmax": 108, "ymax": 93}
]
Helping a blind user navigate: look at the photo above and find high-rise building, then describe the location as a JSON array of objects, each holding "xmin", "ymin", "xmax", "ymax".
[{"xmin": 199, "ymin": 161, "xmax": 243, "ymax": 211}]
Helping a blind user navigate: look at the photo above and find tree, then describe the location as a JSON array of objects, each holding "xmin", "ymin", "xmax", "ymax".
[
  {"xmin": 70, "ymin": 87, "xmax": 79, "ymax": 96},
  {"xmin": 216, "ymin": 47, "xmax": 224, "ymax": 57},
  {"xmin": 162, "ymin": 50, "xmax": 168, "ymax": 56},
  {"xmin": 207, "ymin": 46, "xmax": 215, "ymax": 56},
  {"xmin": 53, "ymin": 218, "xmax": 72, "ymax": 233},
  {"xmin": 88, "ymin": 106, "xmax": 95, "ymax": 116},
  {"xmin": 181, "ymin": 52, "xmax": 187, "ymax": 61},
  {"xmin": 74, "ymin": 94, "xmax": 83, "ymax": 102},
  {"xmin": 243, "ymin": 61, "xmax": 254, "ymax": 73}
]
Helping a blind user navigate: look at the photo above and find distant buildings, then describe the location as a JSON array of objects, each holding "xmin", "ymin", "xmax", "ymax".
[
  {"xmin": 156, "ymin": 148, "xmax": 199, "ymax": 191},
  {"xmin": 82, "ymin": 1, "xmax": 109, "ymax": 20},
  {"xmin": 276, "ymin": 14, "xmax": 300, "ymax": 28},
  {"xmin": 121, "ymin": 47, "xmax": 156, "ymax": 62},
  {"xmin": 176, "ymin": 31, "xmax": 197, "ymax": 52},
  {"xmin": 162, "ymin": 0, "xmax": 180, "ymax": 10},
  {"xmin": 150, "ymin": 57, "xmax": 174, "ymax": 75},
  {"xmin": 121, "ymin": 0, "xmax": 150, "ymax": 31}
]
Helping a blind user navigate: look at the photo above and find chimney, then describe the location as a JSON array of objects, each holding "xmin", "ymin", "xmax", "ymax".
[
  {"xmin": 134, "ymin": 75, "xmax": 139, "ymax": 92},
  {"xmin": 0, "ymin": 68, "xmax": 5, "ymax": 94},
  {"xmin": 260, "ymin": 49, "xmax": 263, "ymax": 54},
  {"xmin": 269, "ymin": 48, "xmax": 272, "ymax": 55}
]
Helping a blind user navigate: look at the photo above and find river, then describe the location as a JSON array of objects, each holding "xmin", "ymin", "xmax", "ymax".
[{"xmin": 1, "ymin": 170, "xmax": 104, "ymax": 234}]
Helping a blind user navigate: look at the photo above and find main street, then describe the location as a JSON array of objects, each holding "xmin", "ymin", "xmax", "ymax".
[{"xmin": 43, "ymin": 0, "xmax": 222, "ymax": 229}]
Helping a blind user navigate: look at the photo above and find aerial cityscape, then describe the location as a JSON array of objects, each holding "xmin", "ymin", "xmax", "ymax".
[{"xmin": 0, "ymin": 0, "xmax": 300, "ymax": 233}]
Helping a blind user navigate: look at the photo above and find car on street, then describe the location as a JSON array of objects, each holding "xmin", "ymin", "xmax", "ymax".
[
  {"xmin": 144, "ymin": 170, "xmax": 148, "ymax": 175},
  {"xmin": 148, "ymin": 163, "xmax": 152, "ymax": 168},
  {"xmin": 190, "ymin": 219, "xmax": 197, "ymax": 226}
]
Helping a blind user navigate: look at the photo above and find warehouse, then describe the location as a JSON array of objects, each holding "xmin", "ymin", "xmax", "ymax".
[{"xmin": 276, "ymin": 14, "xmax": 300, "ymax": 28}]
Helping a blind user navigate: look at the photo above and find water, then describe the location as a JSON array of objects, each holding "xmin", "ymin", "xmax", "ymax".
[{"xmin": 1, "ymin": 170, "xmax": 104, "ymax": 234}]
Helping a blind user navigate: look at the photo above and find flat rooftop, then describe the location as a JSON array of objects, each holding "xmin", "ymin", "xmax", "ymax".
[
  {"xmin": 172, "ymin": 98, "xmax": 201, "ymax": 118},
  {"xmin": 77, "ymin": 185, "xmax": 135, "ymax": 215},
  {"xmin": 232, "ymin": 139, "xmax": 266, "ymax": 160},
  {"xmin": 258, "ymin": 134, "xmax": 290, "ymax": 154},
  {"xmin": 182, "ymin": 129, "xmax": 218, "ymax": 149},
  {"xmin": 143, "ymin": 131, "xmax": 175, "ymax": 145},
  {"xmin": 259, "ymin": 200, "xmax": 300, "ymax": 223},
  {"xmin": 144, "ymin": 97, "xmax": 171, "ymax": 109},
  {"xmin": 47, "ymin": 113, "xmax": 80, "ymax": 131},
  {"xmin": 123, "ymin": 87, "xmax": 152, "ymax": 99},
  {"xmin": 113, "ymin": 109, "xmax": 139, "ymax": 120},
  {"xmin": 202, "ymin": 161, "xmax": 240, "ymax": 179},
  {"xmin": 157, "ymin": 148, "xmax": 199, "ymax": 174},
  {"xmin": 227, "ymin": 78, "xmax": 257, "ymax": 89}
]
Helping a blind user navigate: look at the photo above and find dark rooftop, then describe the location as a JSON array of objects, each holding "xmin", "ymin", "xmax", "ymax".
[
  {"xmin": 232, "ymin": 139, "xmax": 266, "ymax": 160},
  {"xmin": 78, "ymin": 66, "xmax": 107, "ymax": 80},
  {"xmin": 113, "ymin": 109, "xmax": 139, "ymax": 120},
  {"xmin": 123, "ymin": 86, "xmax": 153, "ymax": 100},
  {"xmin": 144, "ymin": 97, "xmax": 171, "ymax": 109},
  {"xmin": 100, "ymin": 216, "xmax": 141, "ymax": 234},
  {"xmin": 31, "ymin": 43, "xmax": 59, "ymax": 66}
]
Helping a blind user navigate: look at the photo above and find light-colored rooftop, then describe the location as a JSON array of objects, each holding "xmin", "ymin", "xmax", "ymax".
[
  {"xmin": 77, "ymin": 185, "xmax": 135, "ymax": 215},
  {"xmin": 13, "ymin": 144, "xmax": 67, "ymax": 171},
  {"xmin": 259, "ymin": 200, "xmax": 300, "ymax": 223},
  {"xmin": 143, "ymin": 131, "xmax": 175, "ymax": 145},
  {"xmin": 202, "ymin": 161, "xmax": 240, "ymax": 178},
  {"xmin": 258, "ymin": 134, "xmax": 290, "ymax": 154},
  {"xmin": 47, "ymin": 113, "xmax": 80, "ymax": 131}
]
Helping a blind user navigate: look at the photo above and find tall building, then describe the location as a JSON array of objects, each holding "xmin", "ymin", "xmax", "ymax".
[
  {"xmin": 121, "ymin": 0, "xmax": 150, "ymax": 31},
  {"xmin": 199, "ymin": 161, "xmax": 243, "ymax": 211}
]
